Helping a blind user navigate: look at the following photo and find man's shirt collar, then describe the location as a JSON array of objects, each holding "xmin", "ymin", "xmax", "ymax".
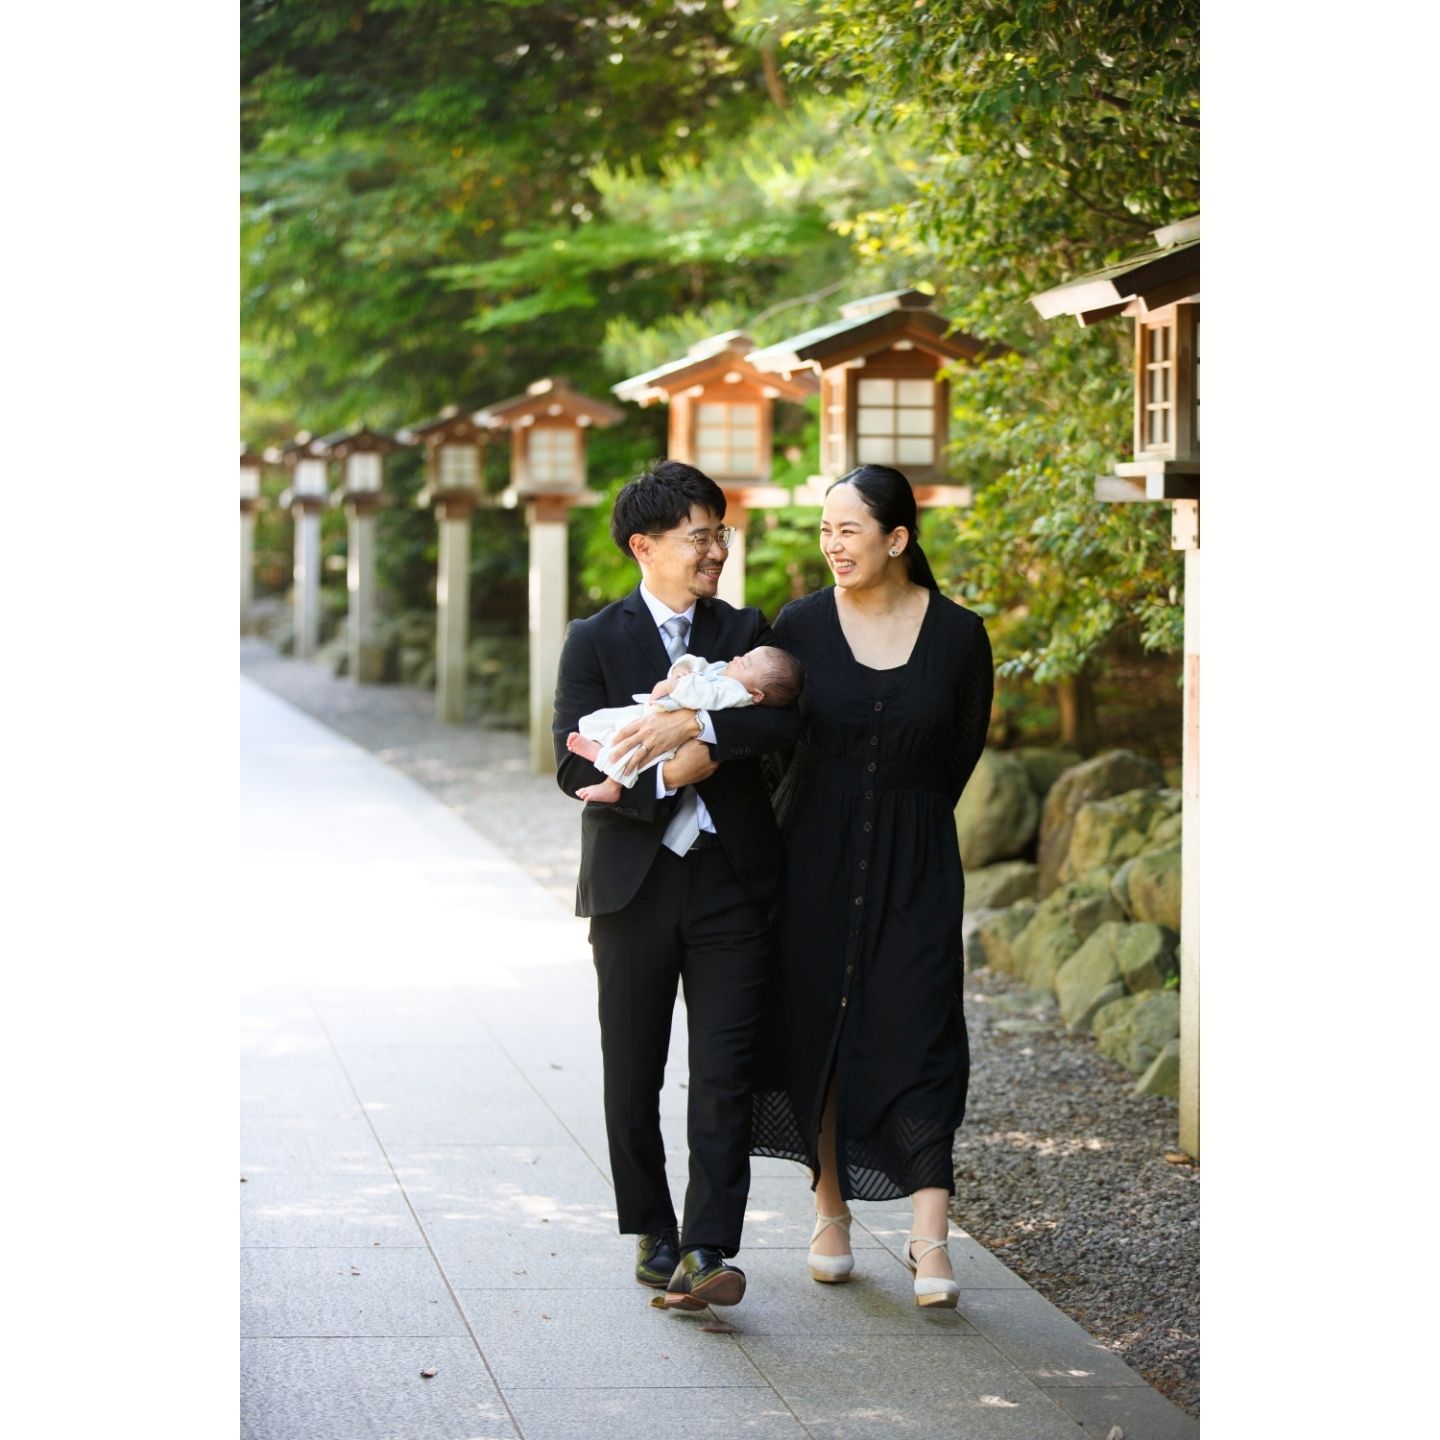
[{"xmin": 638, "ymin": 582, "xmax": 696, "ymax": 630}]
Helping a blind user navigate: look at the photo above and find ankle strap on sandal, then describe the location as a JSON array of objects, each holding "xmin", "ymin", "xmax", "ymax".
[
  {"xmin": 907, "ymin": 1234, "xmax": 949, "ymax": 1262},
  {"xmin": 812, "ymin": 1211, "xmax": 853, "ymax": 1238}
]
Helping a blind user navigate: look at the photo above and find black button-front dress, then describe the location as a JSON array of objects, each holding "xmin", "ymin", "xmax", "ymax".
[{"xmin": 751, "ymin": 585, "xmax": 994, "ymax": 1201}]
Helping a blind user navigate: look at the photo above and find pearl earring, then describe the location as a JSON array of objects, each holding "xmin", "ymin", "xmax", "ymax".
[{"xmin": 889, "ymin": 548, "xmax": 900, "ymax": 557}]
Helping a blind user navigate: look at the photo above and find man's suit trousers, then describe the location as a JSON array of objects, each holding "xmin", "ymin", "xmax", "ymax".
[{"xmin": 589, "ymin": 841, "xmax": 769, "ymax": 1256}]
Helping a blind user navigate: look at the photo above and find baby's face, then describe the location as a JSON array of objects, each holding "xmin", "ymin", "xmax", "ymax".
[{"xmin": 725, "ymin": 648, "xmax": 767, "ymax": 693}]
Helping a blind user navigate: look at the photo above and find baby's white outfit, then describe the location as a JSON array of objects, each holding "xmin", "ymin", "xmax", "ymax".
[{"xmin": 578, "ymin": 655, "xmax": 754, "ymax": 788}]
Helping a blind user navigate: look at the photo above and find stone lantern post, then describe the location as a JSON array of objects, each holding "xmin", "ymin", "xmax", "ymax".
[
  {"xmin": 476, "ymin": 378, "xmax": 623, "ymax": 772},
  {"xmin": 239, "ymin": 445, "xmax": 264, "ymax": 631},
  {"xmin": 1031, "ymin": 215, "xmax": 1201, "ymax": 1157},
  {"xmin": 277, "ymin": 433, "xmax": 330, "ymax": 659},
  {"xmin": 613, "ymin": 333, "xmax": 816, "ymax": 607},
  {"xmin": 315, "ymin": 426, "xmax": 400, "ymax": 684},
  {"xmin": 399, "ymin": 407, "xmax": 495, "ymax": 723}
]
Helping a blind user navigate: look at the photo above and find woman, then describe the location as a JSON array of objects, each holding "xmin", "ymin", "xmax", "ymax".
[{"xmin": 751, "ymin": 464, "xmax": 993, "ymax": 1308}]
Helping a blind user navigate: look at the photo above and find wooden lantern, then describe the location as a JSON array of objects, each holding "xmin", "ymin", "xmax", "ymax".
[
  {"xmin": 315, "ymin": 426, "xmax": 403, "ymax": 684},
  {"xmin": 276, "ymin": 432, "xmax": 331, "ymax": 659},
  {"xmin": 397, "ymin": 407, "xmax": 498, "ymax": 723},
  {"xmin": 476, "ymin": 378, "xmax": 624, "ymax": 772},
  {"xmin": 1030, "ymin": 214, "xmax": 1200, "ymax": 1159},
  {"xmin": 748, "ymin": 290, "xmax": 993, "ymax": 505},
  {"xmin": 614, "ymin": 333, "xmax": 816, "ymax": 605}
]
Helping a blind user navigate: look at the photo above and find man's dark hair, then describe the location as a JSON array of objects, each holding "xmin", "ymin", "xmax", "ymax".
[{"xmin": 611, "ymin": 459, "xmax": 727, "ymax": 558}]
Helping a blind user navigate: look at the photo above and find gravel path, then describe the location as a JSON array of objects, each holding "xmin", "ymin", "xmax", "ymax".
[{"xmin": 240, "ymin": 638, "xmax": 1199, "ymax": 1417}]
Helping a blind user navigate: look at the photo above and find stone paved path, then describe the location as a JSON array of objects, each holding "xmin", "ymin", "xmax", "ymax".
[{"xmin": 239, "ymin": 676, "xmax": 1197, "ymax": 1439}]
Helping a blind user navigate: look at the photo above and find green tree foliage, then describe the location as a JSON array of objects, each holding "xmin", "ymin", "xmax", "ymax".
[{"xmin": 757, "ymin": 0, "xmax": 1198, "ymax": 674}]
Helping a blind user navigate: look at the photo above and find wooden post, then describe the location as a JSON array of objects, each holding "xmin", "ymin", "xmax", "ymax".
[
  {"xmin": 435, "ymin": 496, "xmax": 473, "ymax": 724},
  {"xmin": 527, "ymin": 495, "xmax": 570, "ymax": 772},
  {"xmin": 346, "ymin": 500, "xmax": 382, "ymax": 683},
  {"xmin": 718, "ymin": 502, "xmax": 747, "ymax": 609},
  {"xmin": 292, "ymin": 504, "xmax": 322, "ymax": 658},
  {"xmin": 240, "ymin": 510, "xmax": 256, "ymax": 629},
  {"xmin": 1175, "ymin": 499, "xmax": 1200, "ymax": 1158}
]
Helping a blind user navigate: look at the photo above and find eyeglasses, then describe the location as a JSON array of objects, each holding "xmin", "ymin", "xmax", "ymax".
[{"xmin": 655, "ymin": 525, "xmax": 736, "ymax": 553}]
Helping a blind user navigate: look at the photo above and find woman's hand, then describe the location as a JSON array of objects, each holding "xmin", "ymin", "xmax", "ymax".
[{"xmin": 609, "ymin": 708, "xmax": 703, "ymax": 776}]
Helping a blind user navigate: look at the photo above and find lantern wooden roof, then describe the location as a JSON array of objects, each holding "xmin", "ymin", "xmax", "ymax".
[
  {"xmin": 613, "ymin": 332, "xmax": 816, "ymax": 406},
  {"xmin": 240, "ymin": 444, "xmax": 264, "ymax": 468},
  {"xmin": 277, "ymin": 432, "xmax": 326, "ymax": 465},
  {"xmin": 315, "ymin": 425, "xmax": 403, "ymax": 459},
  {"xmin": 747, "ymin": 291, "xmax": 994, "ymax": 376},
  {"xmin": 397, "ymin": 406, "xmax": 498, "ymax": 447},
  {"xmin": 477, "ymin": 376, "xmax": 624, "ymax": 430},
  {"xmin": 1030, "ymin": 216, "xmax": 1199, "ymax": 326}
]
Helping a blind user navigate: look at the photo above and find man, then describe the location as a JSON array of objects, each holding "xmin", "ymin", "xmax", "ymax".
[{"xmin": 553, "ymin": 460, "xmax": 799, "ymax": 1309}]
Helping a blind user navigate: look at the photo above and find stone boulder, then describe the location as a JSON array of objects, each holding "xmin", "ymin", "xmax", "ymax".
[
  {"xmin": 971, "ymin": 903, "xmax": 1037, "ymax": 975},
  {"xmin": 1037, "ymin": 750, "xmax": 1166, "ymax": 895},
  {"xmin": 1055, "ymin": 922, "xmax": 1127, "ymax": 1031},
  {"xmin": 1117, "ymin": 924, "xmax": 1179, "ymax": 992},
  {"xmin": 1058, "ymin": 788, "xmax": 1182, "ymax": 886},
  {"xmin": 954, "ymin": 750, "xmax": 1039, "ymax": 868},
  {"xmin": 1068, "ymin": 870, "xmax": 1126, "ymax": 941},
  {"xmin": 1134, "ymin": 1038, "xmax": 1181, "ymax": 1098},
  {"xmin": 1092, "ymin": 991, "xmax": 1182, "ymax": 1074},
  {"xmin": 965, "ymin": 861, "xmax": 1039, "ymax": 912},
  {"xmin": 1013, "ymin": 747, "xmax": 1083, "ymax": 800},
  {"xmin": 1113, "ymin": 843, "xmax": 1182, "ymax": 929},
  {"xmin": 1009, "ymin": 874, "xmax": 1113, "ymax": 992}
]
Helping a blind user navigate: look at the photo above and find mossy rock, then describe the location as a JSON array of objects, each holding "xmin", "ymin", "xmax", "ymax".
[
  {"xmin": 971, "ymin": 903, "xmax": 1037, "ymax": 975},
  {"xmin": 954, "ymin": 749, "xmax": 1040, "ymax": 868},
  {"xmin": 1134, "ymin": 1038, "xmax": 1181, "ymax": 1098},
  {"xmin": 1113, "ymin": 843, "xmax": 1182, "ymax": 929},
  {"xmin": 965, "ymin": 861, "xmax": 1039, "ymax": 912},
  {"xmin": 1055, "ymin": 922, "xmax": 1128, "ymax": 1030},
  {"xmin": 1038, "ymin": 750, "xmax": 1166, "ymax": 896},
  {"xmin": 1059, "ymin": 788, "xmax": 1182, "ymax": 886},
  {"xmin": 1092, "ymin": 990, "xmax": 1182, "ymax": 1074},
  {"xmin": 1013, "ymin": 747, "xmax": 1084, "ymax": 800},
  {"xmin": 1117, "ymin": 923, "xmax": 1179, "ymax": 992}
]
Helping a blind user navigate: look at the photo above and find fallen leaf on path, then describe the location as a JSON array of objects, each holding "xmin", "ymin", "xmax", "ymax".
[
  {"xmin": 1105, "ymin": 1427, "xmax": 1124, "ymax": 1440},
  {"xmin": 648, "ymin": 1295, "xmax": 668, "ymax": 1309},
  {"xmin": 420, "ymin": 1367, "xmax": 438, "ymax": 1379},
  {"xmin": 1164, "ymin": 1152, "xmax": 1193, "ymax": 1165},
  {"xmin": 700, "ymin": 1320, "xmax": 738, "ymax": 1334}
]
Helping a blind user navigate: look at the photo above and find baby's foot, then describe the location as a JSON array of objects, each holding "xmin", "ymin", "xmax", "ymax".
[
  {"xmin": 577, "ymin": 779, "xmax": 622, "ymax": 804},
  {"xmin": 566, "ymin": 732, "xmax": 601, "ymax": 761}
]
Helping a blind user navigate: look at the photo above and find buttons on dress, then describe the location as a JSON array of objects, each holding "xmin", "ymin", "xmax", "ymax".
[
  {"xmin": 869, "ymin": 735, "xmax": 878, "ymax": 745},
  {"xmin": 864, "ymin": 790, "xmax": 873, "ymax": 800},
  {"xmin": 863, "ymin": 822, "xmax": 872, "ymax": 832},
  {"xmin": 874, "ymin": 702, "xmax": 883, "ymax": 712},
  {"xmin": 859, "ymin": 859, "xmax": 867, "ymax": 870},
  {"xmin": 867, "ymin": 762, "xmax": 876, "ymax": 773},
  {"xmin": 853, "ymin": 896, "xmax": 863, "ymax": 906}
]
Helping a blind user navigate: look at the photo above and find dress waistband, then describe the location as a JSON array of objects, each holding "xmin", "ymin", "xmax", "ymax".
[{"xmin": 807, "ymin": 750, "xmax": 950, "ymax": 794}]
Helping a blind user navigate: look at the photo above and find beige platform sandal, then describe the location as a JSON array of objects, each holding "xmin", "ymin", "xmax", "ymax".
[
  {"xmin": 905, "ymin": 1233, "xmax": 960, "ymax": 1309},
  {"xmin": 808, "ymin": 1211, "xmax": 855, "ymax": 1283}
]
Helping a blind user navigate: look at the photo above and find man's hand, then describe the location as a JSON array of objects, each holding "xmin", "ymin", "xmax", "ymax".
[
  {"xmin": 610, "ymin": 707, "xmax": 703, "ymax": 776},
  {"xmin": 660, "ymin": 738, "xmax": 719, "ymax": 790}
]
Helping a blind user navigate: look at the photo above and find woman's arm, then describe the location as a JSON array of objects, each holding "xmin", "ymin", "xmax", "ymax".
[{"xmin": 947, "ymin": 616, "xmax": 995, "ymax": 807}]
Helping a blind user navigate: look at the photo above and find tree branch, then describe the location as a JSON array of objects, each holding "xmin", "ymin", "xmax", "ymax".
[{"xmin": 761, "ymin": 39, "xmax": 790, "ymax": 110}]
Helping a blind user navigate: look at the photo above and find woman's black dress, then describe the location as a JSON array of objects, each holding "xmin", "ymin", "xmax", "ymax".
[{"xmin": 751, "ymin": 585, "xmax": 994, "ymax": 1201}]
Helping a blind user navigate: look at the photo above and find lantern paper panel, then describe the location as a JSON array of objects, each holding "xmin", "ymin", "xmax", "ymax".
[
  {"xmin": 695, "ymin": 402, "xmax": 762, "ymax": 478},
  {"xmin": 854, "ymin": 378, "xmax": 937, "ymax": 468},
  {"xmin": 528, "ymin": 427, "xmax": 580, "ymax": 487},
  {"xmin": 294, "ymin": 459, "xmax": 328, "ymax": 497},
  {"xmin": 240, "ymin": 465, "xmax": 261, "ymax": 500},
  {"xmin": 438, "ymin": 445, "xmax": 480, "ymax": 489},
  {"xmin": 347, "ymin": 452, "xmax": 382, "ymax": 492}
]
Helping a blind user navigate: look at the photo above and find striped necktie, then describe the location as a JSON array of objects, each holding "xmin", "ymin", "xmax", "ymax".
[{"xmin": 659, "ymin": 616, "xmax": 701, "ymax": 857}]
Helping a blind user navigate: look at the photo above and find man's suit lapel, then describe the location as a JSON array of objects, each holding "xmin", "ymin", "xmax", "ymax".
[{"xmin": 620, "ymin": 586, "xmax": 672, "ymax": 679}]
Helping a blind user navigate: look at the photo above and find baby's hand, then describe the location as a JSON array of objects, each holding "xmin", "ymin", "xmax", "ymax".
[
  {"xmin": 577, "ymin": 779, "xmax": 623, "ymax": 804},
  {"xmin": 649, "ymin": 677, "xmax": 680, "ymax": 701}
]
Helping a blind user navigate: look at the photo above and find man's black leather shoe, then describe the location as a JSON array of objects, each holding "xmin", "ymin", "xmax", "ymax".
[
  {"xmin": 635, "ymin": 1229, "xmax": 681, "ymax": 1288},
  {"xmin": 665, "ymin": 1246, "xmax": 746, "ymax": 1309}
]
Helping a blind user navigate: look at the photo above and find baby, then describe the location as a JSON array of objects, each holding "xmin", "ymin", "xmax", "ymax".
[{"xmin": 566, "ymin": 644, "xmax": 804, "ymax": 804}]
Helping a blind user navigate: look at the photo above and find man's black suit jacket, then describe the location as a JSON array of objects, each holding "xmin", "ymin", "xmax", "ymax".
[{"xmin": 553, "ymin": 587, "xmax": 800, "ymax": 919}]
